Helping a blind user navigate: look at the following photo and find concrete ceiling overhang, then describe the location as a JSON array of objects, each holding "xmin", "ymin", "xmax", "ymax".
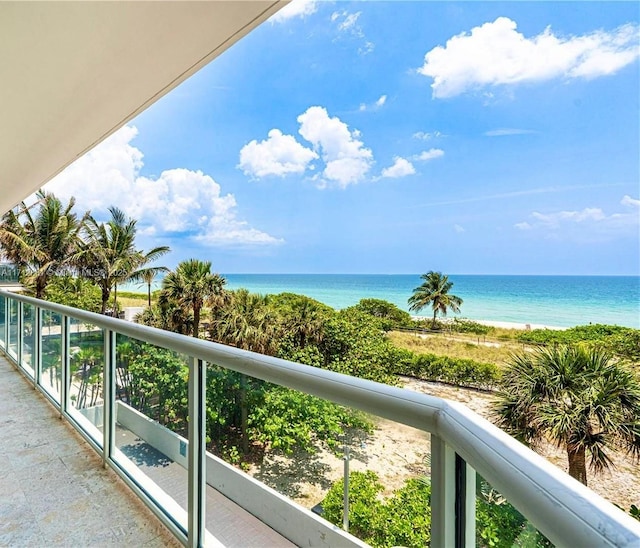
[{"xmin": 0, "ymin": 1, "xmax": 285, "ymax": 214}]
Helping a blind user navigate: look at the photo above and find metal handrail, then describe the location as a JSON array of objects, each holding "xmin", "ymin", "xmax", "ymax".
[{"xmin": 2, "ymin": 289, "xmax": 640, "ymax": 547}]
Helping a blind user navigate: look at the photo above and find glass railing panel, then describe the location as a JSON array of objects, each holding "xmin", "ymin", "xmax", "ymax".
[
  {"xmin": 7, "ymin": 298, "xmax": 18, "ymax": 359},
  {"xmin": 0, "ymin": 294, "xmax": 5, "ymax": 349},
  {"xmin": 41, "ymin": 310, "xmax": 62, "ymax": 402},
  {"xmin": 67, "ymin": 316, "xmax": 104, "ymax": 447},
  {"xmin": 204, "ymin": 366, "xmax": 432, "ymax": 547},
  {"xmin": 0, "ymin": 263, "xmax": 20, "ymax": 283},
  {"xmin": 113, "ymin": 334, "xmax": 190, "ymax": 534},
  {"xmin": 20, "ymin": 302, "xmax": 36, "ymax": 377},
  {"xmin": 475, "ymin": 472, "xmax": 554, "ymax": 547}
]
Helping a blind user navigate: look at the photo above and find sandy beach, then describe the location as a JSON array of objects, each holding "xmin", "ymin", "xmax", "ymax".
[
  {"xmin": 411, "ymin": 316, "xmax": 568, "ymax": 331},
  {"xmin": 474, "ymin": 319, "xmax": 567, "ymax": 331}
]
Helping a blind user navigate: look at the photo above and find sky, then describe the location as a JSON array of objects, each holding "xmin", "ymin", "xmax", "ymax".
[{"xmin": 44, "ymin": 1, "xmax": 640, "ymax": 275}]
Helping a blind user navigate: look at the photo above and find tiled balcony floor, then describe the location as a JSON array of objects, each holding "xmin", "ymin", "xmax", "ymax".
[
  {"xmin": 0, "ymin": 354, "xmax": 293, "ymax": 547},
  {"xmin": 0, "ymin": 355, "xmax": 182, "ymax": 546}
]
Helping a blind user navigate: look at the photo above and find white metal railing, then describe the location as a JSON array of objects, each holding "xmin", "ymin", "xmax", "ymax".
[{"xmin": 1, "ymin": 289, "xmax": 639, "ymax": 548}]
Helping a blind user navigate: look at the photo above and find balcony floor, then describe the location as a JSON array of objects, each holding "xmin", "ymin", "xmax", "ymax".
[
  {"xmin": 0, "ymin": 355, "xmax": 182, "ymax": 546},
  {"xmin": 0, "ymin": 355, "xmax": 293, "ymax": 547}
]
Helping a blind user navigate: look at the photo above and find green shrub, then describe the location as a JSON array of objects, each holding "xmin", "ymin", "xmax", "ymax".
[
  {"xmin": 517, "ymin": 324, "xmax": 633, "ymax": 345},
  {"xmin": 398, "ymin": 352, "xmax": 500, "ymax": 389},
  {"xmin": 517, "ymin": 324, "xmax": 640, "ymax": 364},
  {"xmin": 450, "ymin": 318, "xmax": 494, "ymax": 335},
  {"xmin": 322, "ymin": 471, "xmax": 431, "ymax": 547},
  {"xmin": 323, "ymin": 472, "xmax": 551, "ymax": 548},
  {"xmin": 348, "ymin": 298, "xmax": 413, "ymax": 331},
  {"xmin": 322, "ymin": 471, "xmax": 384, "ymax": 541}
]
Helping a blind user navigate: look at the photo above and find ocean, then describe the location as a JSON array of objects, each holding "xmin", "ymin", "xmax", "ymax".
[
  {"xmin": 123, "ymin": 274, "xmax": 640, "ymax": 329},
  {"xmin": 224, "ymin": 274, "xmax": 639, "ymax": 329}
]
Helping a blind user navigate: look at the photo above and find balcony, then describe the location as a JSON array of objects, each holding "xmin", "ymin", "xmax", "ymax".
[{"xmin": 1, "ymin": 289, "xmax": 639, "ymax": 547}]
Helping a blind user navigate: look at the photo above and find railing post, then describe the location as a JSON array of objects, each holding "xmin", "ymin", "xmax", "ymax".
[
  {"xmin": 431, "ymin": 434, "xmax": 456, "ymax": 547},
  {"xmin": 454, "ymin": 454, "xmax": 477, "ymax": 548},
  {"xmin": 464, "ymin": 460, "xmax": 476, "ymax": 547},
  {"xmin": 60, "ymin": 315, "xmax": 70, "ymax": 418},
  {"xmin": 103, "ymin": 329, "xmax": 115, "ymax": 468},
  {"xmin": 3, "ymin": 295, "xmax": 8, "ymax": 351},
  {"xmin": 17, "ymin": 300, "xmax": 23, "ymax": 367},
  {"xmin": 34, "ymin": 306, "xmax": 42, "ymax": 388},
  {"xmin": 187, "ymin": 357, "xmax": 206, "ymax": 548}
]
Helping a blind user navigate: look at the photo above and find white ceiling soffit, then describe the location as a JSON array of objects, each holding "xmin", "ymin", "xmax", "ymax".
[{"xmin": 0, "ymin": 1, "xmax": 285, "ymax": 214}]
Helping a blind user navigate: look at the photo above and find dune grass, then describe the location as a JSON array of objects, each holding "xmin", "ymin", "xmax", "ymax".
[
  {"xmin": 116, "ymin": 292, "xmax": 148, "ymax": 308},
  {"xmin": 388, "ymin": 330, "xmax": 530, "ymax": 368}
]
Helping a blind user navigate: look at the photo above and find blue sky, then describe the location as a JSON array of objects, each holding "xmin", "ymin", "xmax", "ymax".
[{"xmin": 45, "ymin": 1, "xmax": 640, "ymax": 275}]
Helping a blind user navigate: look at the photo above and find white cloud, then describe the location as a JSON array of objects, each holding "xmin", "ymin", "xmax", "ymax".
[
  {"xmin": 45, "ymin": 126, "xmax": 282, "ymax": 247},
  {"xmin": 418, "ymin": 17, "xmax": 640, "ymax": 98},
  {"xmin": 414, "ymin": 148, "xmax": 445, "ymax": 162},
  {"xmin": 514, "ymin": 197, "xmax": 639, "ymax": 237},
  {"xmin": 531, "ymin": 208, "xmax": 607, "ymax": 226},
  {"xmin": 270, "ymin": 0, "xmax": 317, "ymax": 23},
  {"xmin": 484, "ymin": 128, "xmax": 537, "ymax": 137},
  {"xmin": 359, "ymin": 94, "xmax": 387, "ymax": 112},
  {"xmin": 238, "ymin": 129, "xmax": 318, "ymax": 178},
  {"xmin": 331, "ymin": 9, "xmax": 374, "ymax": 55},
  {"xmin": 454, "ymin": 224, "xmax": 465, "ymax": 233},
  {"xmin": 331, "ymin": 10, "xmax": 363, "ymax": 37},
  {"xmin": 381, "ymin": 157, "xmax": 415, "ymax": 179},
  {"xmin": 297, "ymin": 106, "xmax": 373, "ymax": 187},
  {"xmin": 413, "ymin": 131, "xmax": 443, "ymax": 140}
]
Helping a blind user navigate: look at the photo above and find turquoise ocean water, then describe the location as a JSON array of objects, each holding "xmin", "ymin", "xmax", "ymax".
[
  {"xmin": 223, "ymin": 274, "xmax": 639, "ymax": 329},
  {"xmin": 124, "ymin": 275, "xmax": 640, "ymax": 329}
]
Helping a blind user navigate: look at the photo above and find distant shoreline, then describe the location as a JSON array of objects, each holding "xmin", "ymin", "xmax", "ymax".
[{"xmin": 411, "ymin": 316, "xmax": 567, "ymax": 331}]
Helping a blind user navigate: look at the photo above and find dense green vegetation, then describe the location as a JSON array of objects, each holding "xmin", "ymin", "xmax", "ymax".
[
  {"xmin": 397, "ymin": 351, "xmax": 500, "ymax": 390},
  {"xmin": 115, "ymin": 340, "xmax": 370, "ymax": 461},
  {"xmin": 46, "ymin": 275, "xmax": 102, "ymax": 313},
  {"xmin": 322, "ymin": 471, "xmax": 551, "ymax": 548},
  {"xmin": 517, "ymin": 324, "xmax": 640, "ymax": 363}
]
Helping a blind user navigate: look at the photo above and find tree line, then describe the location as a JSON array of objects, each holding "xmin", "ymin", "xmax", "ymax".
[{"xmin": 0, "ymin": 190, "xmax": 168, "ymax": 313}]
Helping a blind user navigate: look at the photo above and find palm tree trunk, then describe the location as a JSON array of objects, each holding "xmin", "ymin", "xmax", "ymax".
[
  {"xmin": 567, "ymin": 444, "xmax": 587, "ymax": 486},
  {"xmin": 101, "ymin": 286, "xmax": 109, "ymax": 314},
  {"xmin": 193, "ymin": 305, "xmax": 200, "ymax": 338},
  {"xmin": 36, "ymin": 275, "xmax": 46, "ymax": 299},
  {"xmin": 147, "ymin": 282, "xmax": 151, "ymax": 307},
  {"xmin": 113, "ymin": 284, "xmax": 118, "ymax": 317},
  {"xmin": 432, "ymin": 310, "xmax": 437, "ymax": 329}
]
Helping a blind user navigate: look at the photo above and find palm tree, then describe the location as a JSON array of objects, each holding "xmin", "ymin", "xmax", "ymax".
[
  {"xmin": 0, "ymin": 191, "xmax": 85, "ymax": 298},
  {"xmin": 132, "ymin": 266, "xmax": 169, "ymax": 307},
  {"xmin": 210, "ymin": 289, "xmax": 277, "ymax": 453},
  {"xmin": 81, "ymin": 207, "xmax": 169, "ymax": 314},
  {"xmin": 408, "ymin": 271, "xmax": 463, "ymax": 328},
  {"xmin": 161, "ymin": 259, "xmax": 226, "ymax": 338},
  {"xmin": 210, "ymin": 289, "xmax": 278, "ymax": 354},
  {"xmin": 495, "ymin": 345, "xmax": 640, "ymax": 486},
  {"xmin": 273, "ymin": 293, "xmax": 327, "ymax": 348},
  {"xmin": 136, "ymin": 298, "xmax": 193, "ymax": 336}
]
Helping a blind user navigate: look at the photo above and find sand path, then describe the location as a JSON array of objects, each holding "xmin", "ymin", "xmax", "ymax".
[{"xmin": 250, "ymin": 377, "xmax": 640, "ymax": 512}]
